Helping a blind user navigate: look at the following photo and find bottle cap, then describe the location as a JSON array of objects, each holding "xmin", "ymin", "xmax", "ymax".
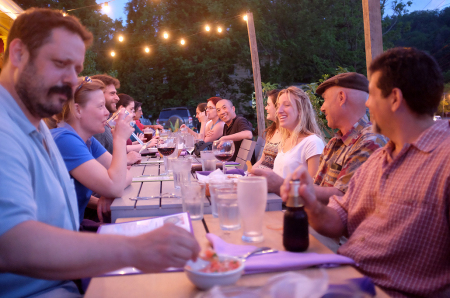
[{"xmin": 287, "ymin": 180, "xmax": 304, "ymax": 207}]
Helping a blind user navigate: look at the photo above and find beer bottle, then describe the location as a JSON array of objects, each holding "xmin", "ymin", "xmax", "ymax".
[{"xmin": 283, "ymin": 180, "xmax": 309, "ymax": 252}]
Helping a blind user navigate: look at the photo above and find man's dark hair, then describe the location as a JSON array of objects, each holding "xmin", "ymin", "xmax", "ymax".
[
  {"xmin": 135, "ymin": 101, "xmax": 143, "ymax": 110},
  {"xmin": 117, "ymin": 93, "xmax": 134, "ymax": 109},
  {"xmin": 369, "ymin": 47, "xmax": 444, "ymax": 116},
  {"xmin": 4, "ymin": 8, "xmax": 93, "ymax": 61},
  {"xmin": 91, "ymin": 74, "xmax": 120, "ymax": 89}
]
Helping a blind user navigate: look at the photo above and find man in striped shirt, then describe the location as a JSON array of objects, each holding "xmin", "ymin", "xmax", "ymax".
[{"xmin": 281, "ymin": 47, "xmax": 450, "ymax": 297}]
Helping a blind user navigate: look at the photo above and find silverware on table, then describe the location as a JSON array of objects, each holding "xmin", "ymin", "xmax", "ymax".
[
  {"xmin": 240, "ymin": 247, "xmax": 278, "ymax": 259},
  {"xmin": 129, "ymin": 193, "xmax": 180, "ymax": 201}
]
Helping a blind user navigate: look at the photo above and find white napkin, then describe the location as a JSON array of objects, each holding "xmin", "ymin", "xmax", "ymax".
[{"xmin": 196, "ymin": 169, "xmax": 228, "ymax": 183}]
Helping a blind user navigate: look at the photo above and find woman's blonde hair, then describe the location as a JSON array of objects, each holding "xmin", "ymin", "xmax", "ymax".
[
  {"xmin": 276, "ymin": 86, "xmax": 323, "ymax": 148},
  {"xmin": 56, "ymin": 77, "xmax": 105, "ymax": 122}
]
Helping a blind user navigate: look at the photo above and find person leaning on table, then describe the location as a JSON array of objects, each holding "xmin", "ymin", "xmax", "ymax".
[
  {"xmin": 216, "ymin": 98, "xmax": 253, "ymax": 161},
  {"xmin": 0, "ymin": 8, "xmax": 200, "ymax": 298},
  {"xmin": 280, "ymin": 47, "xmax": 450, "ymax": 297}
]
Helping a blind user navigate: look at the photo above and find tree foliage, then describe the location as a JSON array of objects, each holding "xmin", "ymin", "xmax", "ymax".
[{"xmin": 14, "ymin": 0, "xmax": 450, "ymax": 125}]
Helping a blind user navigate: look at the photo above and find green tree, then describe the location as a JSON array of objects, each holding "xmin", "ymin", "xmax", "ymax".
[{"xmin": 14, "ymin": 0, "xmax": 122, "ymax": 75}]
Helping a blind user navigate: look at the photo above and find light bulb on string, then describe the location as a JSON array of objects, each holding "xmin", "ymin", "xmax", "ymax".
[
  {"xmin": 110, "ymin": 51, "xmax": 115, "ymax": 57},
  {"xmin": 62, "ymin": 12, "xmax": 67, "ymax": 16},
  {"xmin": 163, "ymin": 32, "xmax": 169, "ymax": 39},
  {"xmin": 243, "ymin": 14, "xmax": 248, "ymax": 21},
  {"xmin": 102, "ymin": 2, "xmax": 110, "ymax": 13},
  {"xmin": 118, "ymin": 35, "xmax": 124, "ymax": 42},
  {"xmin": 205, "ymin": 25, "xmax": 210, "ymax": 32},
  {"xmin": 217, "ymin": 27, "xmax": 222, "ymax": 33},
  {"xmin": 180, "ymin": 39, "xmax": 185, "ymax": 45},
  {"xmin": 144, "ymin": 47, "xmax": 150, "ymax": 53}
]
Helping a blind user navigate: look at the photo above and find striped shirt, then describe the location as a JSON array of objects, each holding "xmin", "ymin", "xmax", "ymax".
[
  {"xmin": 314, "ymin": 115, "xmax": 387, "ymax": 193},
  {"xmin": 328, "ymin": 120, "xmax": 450, "ymax": 297}
]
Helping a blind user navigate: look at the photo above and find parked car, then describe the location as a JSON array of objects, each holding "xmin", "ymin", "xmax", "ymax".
[
  {"xmin": 156, "ymin": 107, "xmax": 193, "ymax": 129},
  {"xmin": 434, "ymin": 115, "xmax": 442, "ymax": 121}
]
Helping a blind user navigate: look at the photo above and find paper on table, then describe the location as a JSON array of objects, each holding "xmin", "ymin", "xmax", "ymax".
[
  {"xmin": 206, "ymin": 234, "xmax": 355, "ymax": 274},
  {"xmin": 132, "ymin": 176, "xmax": 173, "ymax": 182},
  {"xmin": 98, "ymin": 213, "xmax": 193, "ymax": 276}
]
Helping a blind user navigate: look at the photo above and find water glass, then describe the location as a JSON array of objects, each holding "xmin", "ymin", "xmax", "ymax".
[
  {"xmin": 200, "ymin": 150, "xmax": 216, "ymax": 171},
  {"xmin": 181, "ymin": 181, "xmax": 205, "ymax": 220},
  {"xmin": 216, "ymin": 187, "xmax": 241, "ymax": 231},
  {"xmin": 208, "ymin": 180, "xmax": 235, "ymax": 218},
  {"xmin": 237, "ymin": 176, "xmax": 268, "ymax": 242},
  {"xmin": 167, "ymin": 156, "xmax": 178, "ymax": 175},
  {"xmin": 172, "ymin": 158, "xmax": 192, "ymax": 189}
]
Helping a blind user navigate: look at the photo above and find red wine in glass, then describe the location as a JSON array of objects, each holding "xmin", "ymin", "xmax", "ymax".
[
  {"xmin": 158, "ymin": 147, "xmax": 176, "ymax": 156},
  {"xmin": 215, "ymin": 153, "xmax": 233, "ymax": 161}
]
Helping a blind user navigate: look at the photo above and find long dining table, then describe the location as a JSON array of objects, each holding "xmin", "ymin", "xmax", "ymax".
[
  {"xmin": 110, "ymin": 155, "xmax": 282, "ymax": 222},
  {"xmin": 84, "ymin": 211, "xmax": 390, "ymax": 297}
]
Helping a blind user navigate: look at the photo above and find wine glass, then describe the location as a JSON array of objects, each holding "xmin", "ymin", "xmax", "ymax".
[
  {"xmin": 212, "ymin": 140, "xmax": 235, "ymax": 174},
  {"xmin": 157, "ymin": 137, "xmax": 176, "ymax": 175},
  {"xmin": 185, "ymin": 134, "xmax": 195, "ymax": 156}
]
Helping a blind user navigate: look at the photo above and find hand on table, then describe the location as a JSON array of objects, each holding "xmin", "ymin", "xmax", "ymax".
[
  {"xmin": 97, "ymin": 196, "xmax": 115, "ymax": 222},
  {"xmin": 131, "ymin": 224, "xmax": 201, "ymax": 272},
  {"xmin": 250, "ymin": 168, "xmax": 284, "ymax": 196},
  {"xmin": 152, "ymin": 124, "xmax": 164, "ymax": 130},
  {"xmin": 146, "ymin": 136, "xmax": 159, "ymax": 148},
  {"xmin": 127, "ymin": 151, "xmax": 142, "ymax": 165},
  {"xmin": 280, "ymin": 166, "xmax": 317, "ymax": 208}
]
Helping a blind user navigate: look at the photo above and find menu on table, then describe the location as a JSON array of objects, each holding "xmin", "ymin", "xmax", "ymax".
[{"xmin": 98, "ymin": 213, "xmax": 193, "ymax": 275}]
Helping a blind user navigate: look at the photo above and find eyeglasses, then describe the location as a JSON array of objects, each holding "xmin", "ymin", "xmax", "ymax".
[
  {"xmin": 206, "ymin": 106, "xmax": 216, "ymax": 110},
  {"xmin": 75, "ymin": 76, "xmax": 92, "ymax": 95}
]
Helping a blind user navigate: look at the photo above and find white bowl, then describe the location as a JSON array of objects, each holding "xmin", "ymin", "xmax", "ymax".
[{"xmin": 184, "ymin": 255, "xmax": 245, "ymax": 290}]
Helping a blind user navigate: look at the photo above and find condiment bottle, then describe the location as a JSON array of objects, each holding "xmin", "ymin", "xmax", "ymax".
[{"xmin": 283, "ymin": 180, "xmax": 309, "ymax": 252}]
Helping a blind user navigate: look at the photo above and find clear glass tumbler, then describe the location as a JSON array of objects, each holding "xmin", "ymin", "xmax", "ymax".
[
  {"xmin": 208, "ymin": 180, "xmax": 235, "ymax": 218},
  {"xmin": 216, "ymin": 187, "xmax": 241, "ymax": 231},
  {"xmin": 237, "ymin": 176, "xmax": 268, "ymax": 242},
  {"xmin": 172, "ymin": 158, "xmax": 191, "ymax": 189},
  {"xmin": 180, "ymin": 181, "xmax": 205, "ymax": 220}
]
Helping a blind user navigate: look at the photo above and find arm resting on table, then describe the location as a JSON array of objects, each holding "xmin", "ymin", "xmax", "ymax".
[
  {"xmin": 313, "ymin": 185, "xmax": 344, "ymax": 205},
  {"xmin": 0, "ymin": 221, "xmax": 200, "ymax": 279},
  {"xmin": 220, "ymin": 130, "xmax": 252, "ymax": 142}
]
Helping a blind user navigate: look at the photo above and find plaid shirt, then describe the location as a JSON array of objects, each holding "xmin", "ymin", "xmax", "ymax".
[
  {"xmin": 328, "ymin": 120, "xmax": 450, "ymax": 297},
  {"xmin": 314, "ymin": 115, "xmax": 387, "ymax": 193}
]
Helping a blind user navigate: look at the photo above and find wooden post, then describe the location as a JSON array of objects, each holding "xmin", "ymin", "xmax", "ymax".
[
  {"xmin": 362, "ymin": 0, "xmax": 383, "ymax": 79},
  {"xmin": 246, "ymin": 12, "xmax": 265, "ymax": 138}
]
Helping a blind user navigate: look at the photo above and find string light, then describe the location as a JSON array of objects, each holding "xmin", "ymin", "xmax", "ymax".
[
  {"xmin": 205, "ymin": 25, "xmax": 210, "ymax": 32},
  {"xmin": 62, "ymin": 12, "xmax": 67, "ymax": 16},
  {"xmin": 163, "ymin": 32, "xmax": 169, "ymax": 39},
  {"xmin": 102, "ymin": 2, "xmax": 110, "ymax": 13},
  {"xmin": 144, "ymin": 47, "xmax": 150, "ymax": 53},
  {"xmin": 218, "ymin": 27, "xmax": 222, "ymax": 33},
  {"xmin": 118, "ymin": 35, "xmax": 124, "ymax": 42},
  {"xmin": 180, "ymin": 39, "xmax": 185, "ymax": 45},
  {"xmin": 110, "ymin": 51, "xmax": 115, "ymax": 57},
  {"xmin": 243, "ymin": 15, "xmax": 248, "ymax": 21}
]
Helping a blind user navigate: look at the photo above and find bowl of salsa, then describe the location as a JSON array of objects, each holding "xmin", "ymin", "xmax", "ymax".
[{"xmin": 184, "ymin": 251, "xmax": 245, "ymax": 290}]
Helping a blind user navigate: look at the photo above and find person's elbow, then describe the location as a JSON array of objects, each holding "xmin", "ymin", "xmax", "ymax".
[
  {"xmin": 244, "ymin": 130, "xmax": 253, "ymax": 139},
  {"xmin": 101, "ymin": 181, "xmax": 125, "ymax": 198}
]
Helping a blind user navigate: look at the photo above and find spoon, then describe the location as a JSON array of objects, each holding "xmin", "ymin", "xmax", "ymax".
[{"xmin": 185, "ymin": 247, "xmax": 278, "ymax": 271}]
